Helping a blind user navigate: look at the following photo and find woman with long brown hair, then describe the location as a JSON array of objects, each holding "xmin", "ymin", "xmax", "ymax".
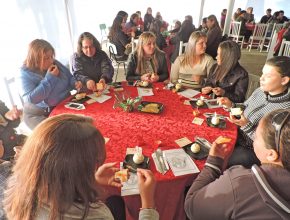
[
  {"xmin": 202, "ymin": 40, "xmax": 249, "ymax": 102},
  {"xmin": 4, "ymin": 114, "xmax": 158, "ymax": 220}
]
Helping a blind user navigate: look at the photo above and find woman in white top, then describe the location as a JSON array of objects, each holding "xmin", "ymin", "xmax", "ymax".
[{"xmin": 170, "ymin": 31, "xmax": 215, "ymax": 88}]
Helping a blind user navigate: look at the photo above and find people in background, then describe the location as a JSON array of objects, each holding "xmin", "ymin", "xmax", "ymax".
[
  {"xmin": 236, "ymin": 10, "xmax": 252, "ymax": 42},
  {"xmin": 149, "ymin": 19, "xmax": 167, "ymax": 50},
  {"xmin": 125, "ymin": 13, "xmax": 142, "ymax": 37},
  {"xmin": 72, "ymin": 32, "xmax": 114, "ymax": 92},
  {"xmin": 116, "ymin": 10, "xmax": 128, "ymax": 24},
  {"xmin": 206, "ymin": 14, "xmax": 222, "ymax": 59},
  {"xmin": 185, "ymin": 108, "xmax": 290, "ymax": 220},
  {"xmin": 4, "ymin": 114, "xmax": 159, "ymax": 220},
  {"xmin": 155, "ymin": 12, "xmax": 168, "ymax": 33},
  {"xmin": 144, "ymin": 7, "xmax": 154, "ymax": 31},
  {"xmin": 268, "ymin": 11, "xmax": 280, "ymax": 24},
  {"xmin": 126, "ymin": 32, "xmax": 168, "ymax": 82},
  {"xmin": 169, "ymin": 19, "xmax": 195, "ymax": 63},
  {"xmin": 108, "ymin": 15, "xmax": 132, "ymax": 60},
  {"xmin": 245, "ymin": 6, "xmax": 255, "ymax": 23},
  {"xmin": 260, "ymin": 8, "xmax": 272, "ymax": 24},
  {"xmin": 274, "ymin": 22, "xmax": 290, "ymax": 56},
  {"xmin": 185, "ymin": 15, "xmax": 196, "ymax": 30},
  {"xmin": 19, "ymin": 39, "xmax": 82, "ymax": 130},
  {"xmin": 232, "ymin": 8, "xmax": 241, "ymax": 21},
  {"xmin": 169, "ymin": 20, "xmax": 182, "ymax": 35},
  {"xmin": 170, "ymin": 31, "xmax": 215, "ymax": 88},
  {"xmin": 278, "ymin": 10, "xmax": 289, "ymax": 24},
  {"xmin": 220, "ymin": 9, "xmax": 227, "ymax": 29},
  {"xmin": 202, "ymin": 40, "xmax": 248, "ymax": 103},
  {"xmin": 197, "ymin": 17, "xmax": 208, "ymax": 33},
  {"xmin": 218, "ymin": 56, "xmax": 290, "ymax": 169},
  {"xmin": 136, "ymin": 11, "xmax": 144, "ymax": 31},
  {"xmin": 0, "ymin": 101, "xmax": 25, "ymax": 160}
]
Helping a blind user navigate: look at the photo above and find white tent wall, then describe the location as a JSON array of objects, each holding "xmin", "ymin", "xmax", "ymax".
[{"xmin": 0, "ymin": 0, "xmax": 289, "ymax": 105}]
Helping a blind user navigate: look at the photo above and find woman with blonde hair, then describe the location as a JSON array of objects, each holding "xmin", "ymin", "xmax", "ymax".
[
  {"xmin": 170, "ymin": 31, "xmax": 215, "ymax": 88},
  {"xmin": 19, "ymin": 39, "xmax": 82, "ymax": 130},
  {"xmin": 126, "ymin": 31, "xmax": 168, "ymax": 82},
  {"xmin": 202, "ymin": 40, "xmax": 248, "ymax": 102},
  {"xmin": 4, "ymin": 114, "xmax": 158, "ymax": 220}
]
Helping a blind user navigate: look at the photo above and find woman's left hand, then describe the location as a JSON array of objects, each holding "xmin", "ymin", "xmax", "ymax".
[
  {"xmin": 95, "ymin": 162, "xmax": 122, "ymax": 188},
  {"xmin": 227, "ymin": 113, "xmax": 249, "ymax": 127},
  {"xmin": 212, "ymin": 87, "xmax": 225, "ymax": 96},
  {"xmin": 150, "ymin": 73, "xmax": 159, "ymax": 82},
  {"xmin": 98, "ymin": 78, "xmax": 106, "ymax": 91}
]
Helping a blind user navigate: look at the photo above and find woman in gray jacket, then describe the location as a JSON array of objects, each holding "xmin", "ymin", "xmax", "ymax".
[{"xmin": 185, "ymin": 109, "xmax": 290, "ymax": 219}]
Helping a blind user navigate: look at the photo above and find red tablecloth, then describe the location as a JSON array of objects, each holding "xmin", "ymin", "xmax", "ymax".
[{"xmin": 50, "ymin": 83, "xmax": 237, "ymax": 220}]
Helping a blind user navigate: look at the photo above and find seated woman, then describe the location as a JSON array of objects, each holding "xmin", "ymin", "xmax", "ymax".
[
  {"xmin": 170, "ymin": 31, "xmax": 215, "ymax": 88},
  {"xmin": 169, "ymin": 19, "xmax": 195, "ymax": 63},
  {"xmin": 125, "ymin": 13, "xmax": 142, "ymax": 37},
  {"xmin": 169, "ymin": 20, "xmax": 181, "ymax": 35},
  {"xmin": 126, "ymin": 32, "xmax": 169, "ymax": 82},
  {"xmin": 185, "ymin": 109, "xmax": 290, "ymax": 219},
  {"xmin": 206, "ymin": 15, "xmax": 222, "ymax": 59},
  {"xmin": 0, "ymin": 101, "xmax": 25, "ymax": 160},
  {"xmin": 72, "ymin": 32, "xmax": 114, "ymax": 91},
  {"xmin": 19, "ymin": 39, "xmax": 82, "ymax": 130},
  {"xmin": 4, "ymin": 114, "xmax": 159, "ymax": 220},
  {"xmin": 108, "ymin": 15, "xmax": 132, "ymax": 61},
  {"xmin": 218, "ymin": 56, "xmax": 290, "ymax": 168},
  {"xmin": 202, "ymin": 40, "xmax": 249, "ymax": 103},
  {"xmin": 149, "ymin": 19, "xmax": 167, "ymax": 50}
]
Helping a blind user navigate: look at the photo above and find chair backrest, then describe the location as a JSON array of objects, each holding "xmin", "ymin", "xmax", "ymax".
[
  {"xmin": 267, "ymin": 31, "xmax": 278, "ymax": 60},
  {"xmin": 278, "ymin": 39, "xmax": 290, "ymax": 57},
  {"xmin": 274, "ymin": 23, "xmax": 283, "ymax": 33},
  {"xmin": 99, "ymin": 23, "xmax": 107, "ymax": 32},
  {"xmin": 246, "ymin": 73, "xmax": 260, "ymax": 99},
  {"xmin": 3, "ymin": 76, "xmax": 24, "ymax": 107},
  {"xmin": 107, "ymin": 42, "xmax": 118, "ymax": 55},
  {"xmin": 251, "ymin": 23, "xmax": 268, "ymax": 40},
  {"xmin": 228, "ymin": 21, "xmax": 242, "ymax": 38},
  {"xmin": 179, "ymin": 41, "xmax": 188, "ymax": 56}
]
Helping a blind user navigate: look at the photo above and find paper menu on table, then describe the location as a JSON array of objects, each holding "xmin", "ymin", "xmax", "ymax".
[
  {"xmin": 178, "ymin": 89, "xmax": 200, "ymax": 98},
  {"xmin": 137, "ymin": 87, "xmax": 154, "ymax": 97},
  {"xmin": 163, "ymin": 149, "xmax": 200, "ymax": 176},
  {"xmin": 86, "ymin": 94, "xmax": 112, "ymax": 103},
  {"xmin": 121, "ymin": 173, "xmax": 140, "ymax": 196}
]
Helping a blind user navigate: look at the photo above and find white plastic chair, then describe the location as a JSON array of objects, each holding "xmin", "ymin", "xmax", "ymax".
[
  {"xmin": 99, "ymin": 23, "xmax": 108, "ymax": 46},
  {"xmin": 278, "ymin": 39, "xmax": 290, "ymax": 57},
  {"xmin": 228, "ymin": 21, "xmax": 244, "ymax": 48},
  {"xmin": 247, "ymin": 23, "xmax": 268, "ymax": 51},
  {"xmin": 178, "ymin": 41, "xmax": 188, "ymax": 56},
  {"xmin": 266, "ymin": 31, "xmax": 278, "ymax": 60}
]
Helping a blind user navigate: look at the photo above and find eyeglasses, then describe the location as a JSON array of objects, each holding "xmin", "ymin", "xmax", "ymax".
[
  {"xmin": 82, "ymin": 45, "xmax": 95, "ymax": 50},
  {"xmin": 271, "ymin": 111, "xmax": 290, "ymax": 154}
]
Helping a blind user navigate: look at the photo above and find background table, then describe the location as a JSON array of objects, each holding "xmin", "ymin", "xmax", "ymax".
[{"xmin": 51, "ymin": 83, "xmax": 237, "ymax": 220}]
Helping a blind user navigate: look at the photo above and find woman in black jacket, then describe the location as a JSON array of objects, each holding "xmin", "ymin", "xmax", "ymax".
[
  {"xmin": 126, "ymin": 32, "xmax": 168, "ymax": 82},
  {"xmin": 202, "ymin": 40, "xmax": 248, "ymax": 103}
]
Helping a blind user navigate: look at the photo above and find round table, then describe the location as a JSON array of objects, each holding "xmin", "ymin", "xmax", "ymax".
[{"xmin": 51, "ymin": 82, "xmax": 237, "ymax": 220}]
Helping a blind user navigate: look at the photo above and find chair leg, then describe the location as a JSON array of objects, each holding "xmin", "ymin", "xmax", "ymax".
[
  {"xmin": 123, "ymin": 63, "xmax": 126, "ymax": 76},
  {"xmin": 114, "ymin": 64, "xmax": 119, "ymax": 82}
]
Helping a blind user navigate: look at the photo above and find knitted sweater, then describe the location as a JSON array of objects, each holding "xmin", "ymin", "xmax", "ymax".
[{"xmin": 238, "ymin": 87, "xmax": 290, "ymax": 148}]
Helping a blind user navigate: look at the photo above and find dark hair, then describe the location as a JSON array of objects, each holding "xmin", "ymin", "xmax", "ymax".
[
  {"xmin": 4, "ymin": 114, "xmax": 106, "ymax": 220},
  {"xmin": 240, "ymin": 10, "xmax": 246, "ymax": 14},
  {"xmin": 185, "ymin": 15, "xmax": 193, "ymax": 24},
  {"xmin": 207, "ymin": 14, "xmax": 220, "ymax": 29},
  {"xmin": 149, "ymin": 19, "xmax": 162, "ymax": 35},
  {"xmin": 130, "ymin": 13, "xmax": 139, "ymax": 23},
  {"xmin": 117, "ymin": 10, "xmax": 128, "ymax": 20},
  {"xmin": 179, "ymin": 20, "xmax": 195, "ymax": 42},
  {"xmin": 267, "ymin": 8, "xmax": 272, "ymax": 12},
  {"xmin": 279, "ymin": 10, "xmax": 285, "ymax": 14},
  {"xmin": 260, "ymin": 109, "xmax": 290, "ymax": 172},
  {"xmin": 108, "ymin": 15, "xmax": 123, "ymax": 41},
  {"xmin": 266, "ymin": 56, "xmax": 290, "ymax": 77},
  {"xmin": 214, "ymin": 40, "xmax": 241, "ymax": 82},
  {"xmin": 77, "ymin": 32, "xmax": 101, "ymax": 55}
]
